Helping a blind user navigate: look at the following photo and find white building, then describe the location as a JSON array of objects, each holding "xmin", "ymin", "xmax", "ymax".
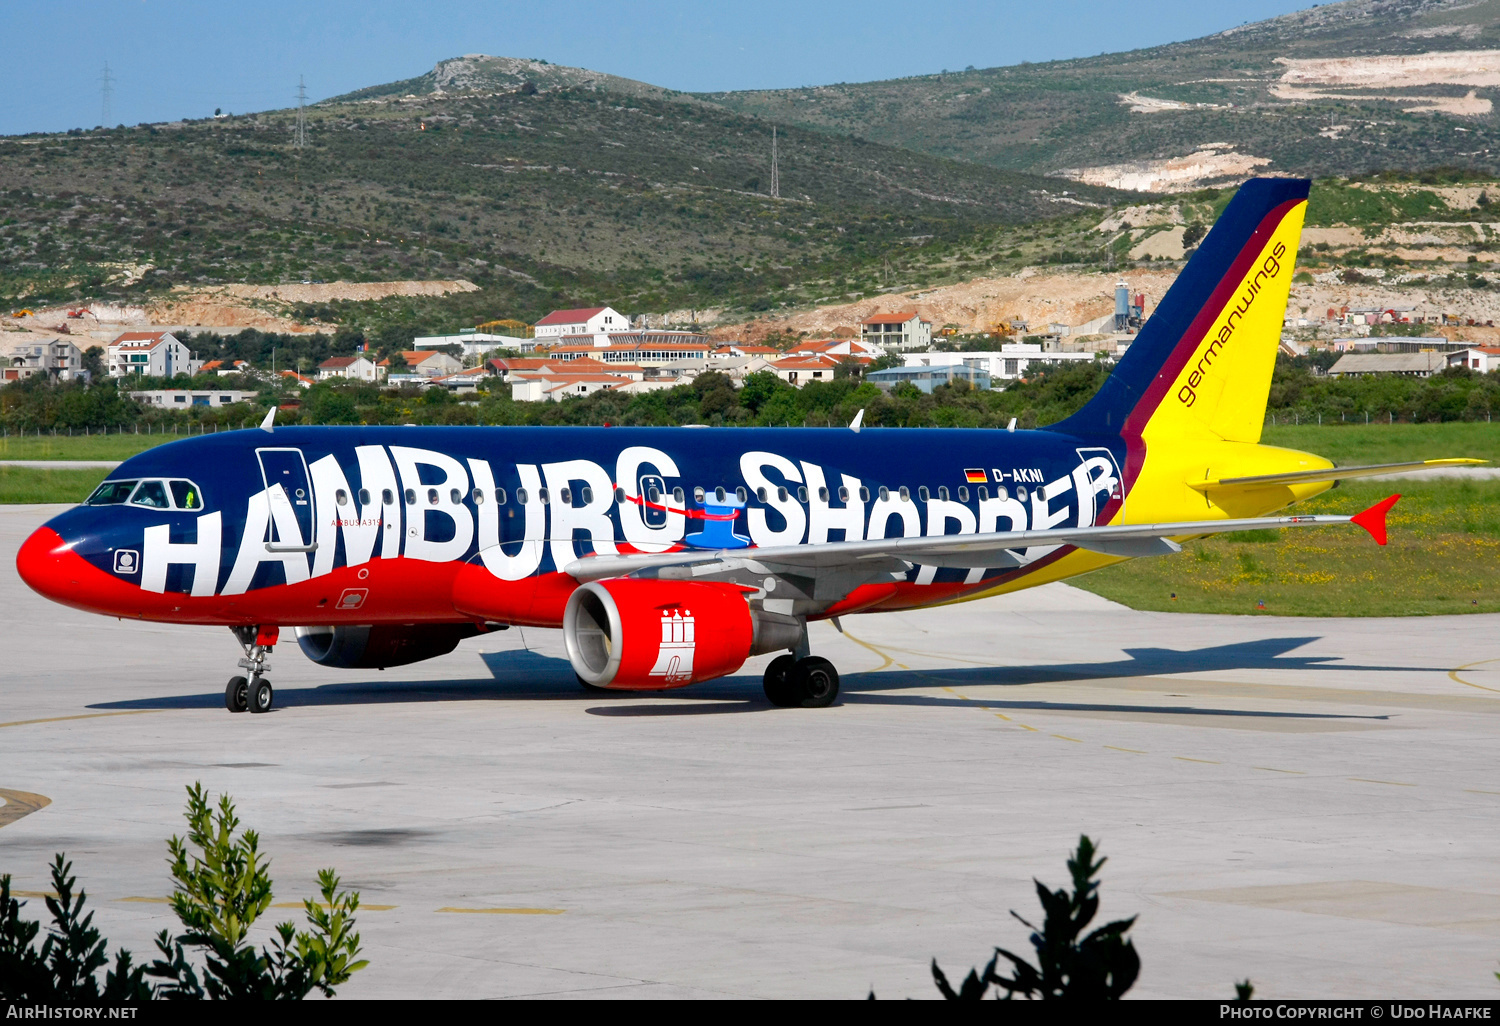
[
  {"xmin": 413, "ymin": 332, "xmax": 537, "ymax": 357},
  {"xmin": 2, "ymin": 338, "xmax": 85, "ymax": 383},
  {"xmin": 316, "ymin": 356, "xmax": 382, "ymax": 382},
  {"xmin": 904, "ymin": 345, "xmax": 1102, "ymax": 382},
  {"xmin": 1446, "ymin": 347, "xmax": 1500, "ymax": 374},
  {"xmin": 107, "ymin": 331, "xmax": 201, "ymax": 378},
  {"xmin": 129, "ymin": 390, "xmax": 259, "ymax": 408},
  {"xmin": 860, "ymin": 311, "xmax": 933, "ymax": 352},
  {"xmin": 533, "ymin": 306, "xmax": 628, "ymax": 340}
]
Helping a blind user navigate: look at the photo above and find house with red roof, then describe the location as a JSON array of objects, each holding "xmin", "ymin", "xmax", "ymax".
[
  {"xmin": 859, "ymin": 311, "xmax": 932, "ymax": 352},
  {"xmin": 377, "ymin": 350, "xmax": 462, "ymax": 379},
  {"xmin": 106, "ymin": 331, "xmax": 201, "ymax": 378},
  {"xmin": 533, "ymin": 305, "xmax": 627, "ymax": 340},
  {"xmin": 1446, "ymin": 346, "xmax": 1500, "ymax": 374},
  {"xmin": 769, "ymin": 354, "xmax": 842, "ymax": 387},
  {"xmin": 317, "ymin": 355, "xmax": 382, "ymax": 382}
]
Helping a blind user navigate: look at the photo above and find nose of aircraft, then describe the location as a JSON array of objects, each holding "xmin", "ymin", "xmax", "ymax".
[{"xmin": 16, "ymin": 526, "xmax": 81, "ymax": 606}]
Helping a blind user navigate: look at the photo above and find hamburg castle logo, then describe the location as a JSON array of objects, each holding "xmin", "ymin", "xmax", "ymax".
[{"xmin": 649, "ymin": 608, "xmax": 695, "ymax": 683}]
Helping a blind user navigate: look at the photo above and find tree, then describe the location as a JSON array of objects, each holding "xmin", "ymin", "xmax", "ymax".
[
  {"xmin": 81, "ymin": 346, "xmax": 105, "ymax": 380},
  {"xmin": 929, "ymin": 836, "xmax": 1139, "ymax": 1000},
  {"xmin": 0, "ymin": 784, "xmax": 367, "ymax": 1001}
]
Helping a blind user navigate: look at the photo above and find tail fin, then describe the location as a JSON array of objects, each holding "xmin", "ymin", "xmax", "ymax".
[{"xmin": 1052, "ymin": 177, "xmax": 1310, "ymax": 444}]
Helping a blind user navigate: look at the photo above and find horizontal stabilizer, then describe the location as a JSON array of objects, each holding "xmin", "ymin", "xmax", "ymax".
[
  {"xmin": 1350, "ymin": 494, "xmax": 1401, "ymax": 546},
  {"xmin": 1188, "ymin": 458, "xmax": 1486, "ymax": 490}
]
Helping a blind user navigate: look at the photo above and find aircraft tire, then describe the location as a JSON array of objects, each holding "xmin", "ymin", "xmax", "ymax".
[
  {"xmin": 763, "ymin": 654, "xmax": 799, "ymax": 706},
  {"xmin": 791, "ymin": 657, "xmax": 839, "ymax": 709},
  {"xmin": 577, "ymin": 673, "xmax": 615, "ymax": 693},
  {"xmin": 224, "ymin": 676, "xmax": 249, "ymax": 713},
  {"xmin": 249, "ymin": 678, "xmax": 274, "ymax": 714}
]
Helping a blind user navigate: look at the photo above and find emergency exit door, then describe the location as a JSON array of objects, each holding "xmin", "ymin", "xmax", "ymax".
[{"xmin": 256, "ymin": 448, "xmax": 316, "ymax": 551}]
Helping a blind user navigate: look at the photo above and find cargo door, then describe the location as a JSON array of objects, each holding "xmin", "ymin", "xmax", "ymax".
[{"xmin": 256, "ymin": 448, "xmax": 316, "ymax": 551}]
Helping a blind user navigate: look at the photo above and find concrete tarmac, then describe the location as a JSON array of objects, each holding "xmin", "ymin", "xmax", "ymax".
[{"xmin": 2, "ymin": 504, "xmax": 1499, "ymax": 999}]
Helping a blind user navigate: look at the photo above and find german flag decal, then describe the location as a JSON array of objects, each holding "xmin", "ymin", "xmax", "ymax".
[{"xmin": 964, "ymin": 468, "xmax": 987, "ymax": 484}]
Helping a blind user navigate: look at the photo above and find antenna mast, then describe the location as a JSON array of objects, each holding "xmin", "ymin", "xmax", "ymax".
[
  {"xmin": 770, "ymin": 126, "xmax": 779, "ymax": 199},
  {"xmin": 100, "ymin": 62, "xmax": 115, "ymax": 126},
  {"xmin": 295, "ymin": 75, "xmax": 308, "ymax": 149}
]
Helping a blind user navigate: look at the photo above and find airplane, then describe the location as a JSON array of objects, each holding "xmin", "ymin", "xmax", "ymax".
[{"xmin": 16, "ymin": 178, "xmax": 1484, "ymax": 715}]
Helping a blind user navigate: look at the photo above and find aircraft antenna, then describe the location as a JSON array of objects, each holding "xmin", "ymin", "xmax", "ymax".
[
  {"xmin": 295, "ymin": 74, "xmax": 308, "ymax": 149},
  {"xmin": 770, "ymin": 126, "xmax": 779, "ymax": 199},
  {"xmin": 100, "ymin": 62, "xmax": 115, "ymax": 127}
]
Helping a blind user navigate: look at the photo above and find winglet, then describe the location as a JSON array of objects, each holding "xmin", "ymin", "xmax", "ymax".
[
  {"xmin": 259, "ymin": 407, "xmax": 276, "ymax": 433},
  {"xmin": 850, "ymin": 409, "xmax": 864, "ymax": 433},
  {"xmin": 1350, "ymin": 494, "xmax": 1400, "ymax": 546}
]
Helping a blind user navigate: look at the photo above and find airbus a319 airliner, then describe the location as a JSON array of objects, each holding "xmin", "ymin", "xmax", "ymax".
[{"xmin": 17, "ymin": 179, "xmax": 1480, "ymax": 714}]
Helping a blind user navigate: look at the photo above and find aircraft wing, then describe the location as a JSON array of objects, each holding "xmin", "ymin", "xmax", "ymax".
[
  {"xmin": 1188, "ymin": 458, "xmax": 1485, "ymax": 490},
  {"xmin": 564, "ymin": 495, "xmax": 1401, "ymax": 583}
]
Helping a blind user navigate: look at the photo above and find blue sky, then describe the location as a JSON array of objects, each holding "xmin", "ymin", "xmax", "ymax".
[{"xmin": 4, "ymin": 0, "xmax": 1320, "ymax": 136}]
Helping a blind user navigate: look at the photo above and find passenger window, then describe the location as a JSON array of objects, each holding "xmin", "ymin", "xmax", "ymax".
[
  {"xmin": 382, "ymin": 488, "xmax": 394, "ymax": 505},
  {"xmin": 937, "ymin": 486, "xmax": 949, "ymax": 501},
  {"xmin": 977, "ymin": 485, "xmax": 989, "ymax": 501},
  {"xmin": 450, "ymin": 488, "xmax": 462, "ymax": 504},
  {"xmin": 1035, "ymin": 486, "xmax": 1046, "ymax": 501},
  {"xmin": 756, "ymin": 486, "xmax": 768, "ymax": 502},
  {"xmin": 776, "ymin": 486, "xmax": 787, "ymax": 502},
  {"xmin": 797, "ymin": 486, "xmax": 808, "ymax": 503},
  {"xmin": 693, "ymin": 486, "xmax": 705, "ymax": 503},
  {"xmin": 736, "ymin": 486, "xmax": 747, "ymax": 503},
  {"xmin": 714, "ymin": 486, "xmax": 726, "ymax": 503},
  {"xmin": 837, "ymin": 486, "xmax": 848, "ymax": 502},
  {"xmin": 818, "ymin": 486, "xmax": 829, "ymax": 502},
  {"xmin": 614, "ymin": 487, "xmax": 625, "ymax": 504},
  {"xmin": 995, "ymin": 485, "xmax": 1007, "ymax": 501},
  {"xmin": 517, "ymin": 487, "xmax": 529, "ymax": 504},
  {"xmin": 918, "ymin": 486, "xmax": 930, "ymax": 502},
  {"xmin": 878, "ymin": 486, "xmax": 889, "ymax": 502},
  {"xmin": 86, "ymin": 480, "xmax": 138, "ymax": 505},
  {"xmin": 672, "ymin": 487, "xmax": 684, "ymax": 504},
  {"xmin": 560, "ymin": 487, "xmax": 573, "ymax": 505},
  {"xmin": 858, "ymin": 486, "xmax": 869, "ymax": 503},
  {"xmin": 648, "ymin": 486, "xmax": 661, "ymax": 503},
  {"xmin": 539, "ymin": 488, "xmax": 550, "ymax": 504},
  {"xmin": 472, "ymin": 488, "xmax": 485, "ymax": 505},
  {"xmin": 129, "ymin": 480, "xmax": 170, "ymax": 509},
  {"xmin": 404, "ymin": 488, "xmax": 416, "ymax": 505},
  {"xmin": 427, "ymin": 488, "xmax": 439, "ymax": 505},
  {"xmin": 495, "ymin": 488, "xmax": 507, "ymax": 505},
  {"xmin": 335, "ymin": 489, "xmax": 349, "ymax": 507},
  {"xmin": 1016, "ymin": 485, "xmax": 1029, "ymax": 502},
  {"xmin": 582, "ymin": 486, "xmax": 594, "ymax": 504},
  {"xmin": 899, "ymin": 486, "xmax": 910, "ymax": 502},
  {"xmin": 169, "ymin": 480, "xmax": 203, "ymax": 509},
  {"xmin": 359, "ymin": 488, "xmax": 371, "ymax": 506}
]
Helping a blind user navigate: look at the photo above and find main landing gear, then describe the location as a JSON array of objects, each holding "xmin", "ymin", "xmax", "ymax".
[
  {"xmin": 763, "ymin": 654, "xmax": 840, "ymax": 709},
  {"xmin": 226, "ymin": 626, "xmax": 277, "ymax": 714}
]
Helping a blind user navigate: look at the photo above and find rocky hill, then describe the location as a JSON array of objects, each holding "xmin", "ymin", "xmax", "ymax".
[{"xmin": 705, "ymin": 0, "xmax": 1500, "ymax": 189}]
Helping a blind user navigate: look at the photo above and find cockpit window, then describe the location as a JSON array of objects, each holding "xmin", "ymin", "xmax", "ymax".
[
  {"xmin": 86, "ymin": 480, "xmax": 138, "ymax": 505},
  {"xmin": 129, "ymin": 480, "xmax": 170, "ymax": 509},
  {"xmin": 169, "ymin": 480, "xmax": 203, "ymax": 510}
]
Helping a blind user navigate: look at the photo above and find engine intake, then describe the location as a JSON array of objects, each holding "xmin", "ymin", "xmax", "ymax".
[
  {"xmin": 294, "ymin": 623, "xmax": 479, "ymax": 669},
  {"xmin": 563, "ymin": 580, "xmax": 799, "ymax": 690}
]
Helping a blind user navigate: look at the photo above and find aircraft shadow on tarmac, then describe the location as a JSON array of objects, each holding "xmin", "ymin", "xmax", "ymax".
[{"xmin": 85, "ymin": 638, "xmax": 1401, "ymax": 724}]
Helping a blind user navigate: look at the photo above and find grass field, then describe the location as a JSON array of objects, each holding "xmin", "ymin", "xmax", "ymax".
[
  {"xmin": 1259, "ymin": 422, "xmax": 1500, "ymax": 467},
  {"xmin": 0, "ymin": 466, "xmax": 112, "ymax": 505},
  {"xmin": 0, "ymin": 434, "xmax": 168, "ymax": 461},
  {"xmin": 1075, "ymin": 480, "xmax": 1500, "ymax": 617}
]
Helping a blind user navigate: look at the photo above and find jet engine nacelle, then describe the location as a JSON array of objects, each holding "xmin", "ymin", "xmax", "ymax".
[
  {"xmin": 294, "ymin": 623, "xmax": 479, "ymax": 669},
  {"xmin": 563, "ymin": 580, "xmax": 801, "ymax": 690}
]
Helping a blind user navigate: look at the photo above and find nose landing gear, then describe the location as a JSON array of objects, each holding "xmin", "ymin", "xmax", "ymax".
[{"xmin": 226, "ymin": 626, "xmax": 277, "ymax": 714}]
